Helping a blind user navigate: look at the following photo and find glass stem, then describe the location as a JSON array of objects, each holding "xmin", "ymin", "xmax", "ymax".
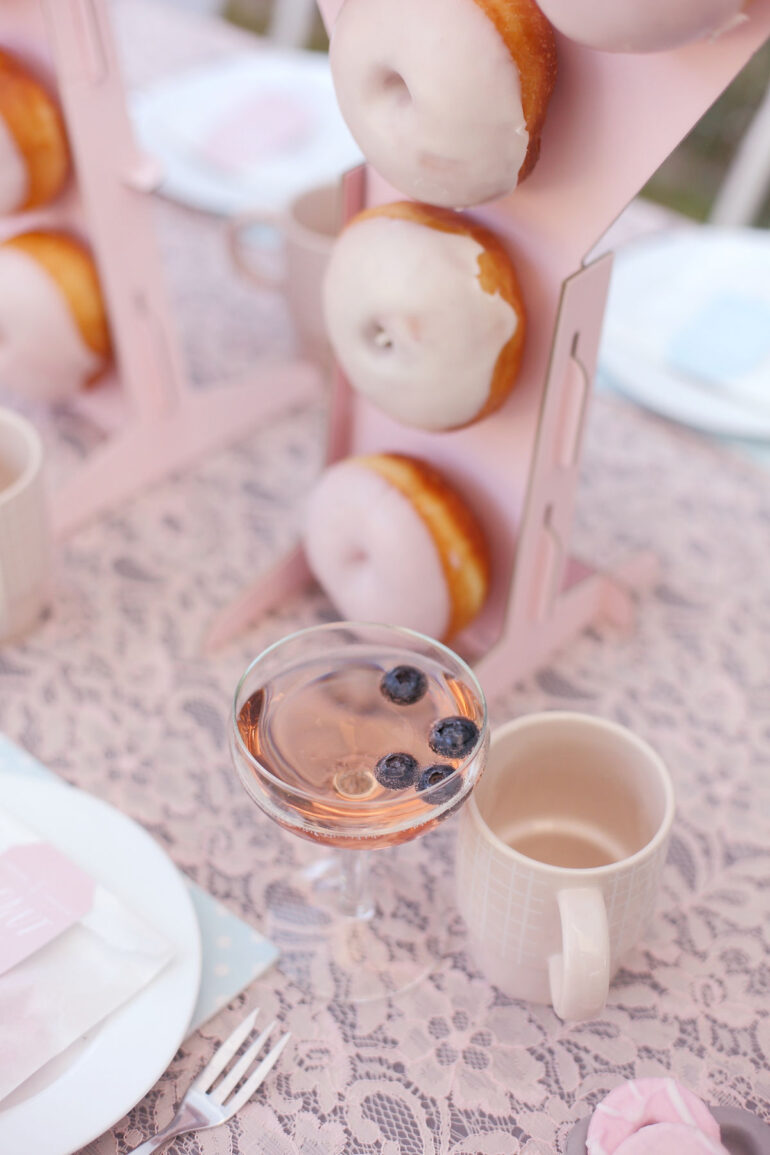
[{"xmin": 337, "ymin": 849, "xmax": 374, "ymax": 920}]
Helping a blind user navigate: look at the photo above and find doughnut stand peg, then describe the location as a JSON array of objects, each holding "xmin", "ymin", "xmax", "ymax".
[
  {"xmin": 0, "ymin": 0, "xmax": 321, "ymax": 538},
  {"xmin": 205, "ymin": 0, "xmax": 770, "ymax": 687}
]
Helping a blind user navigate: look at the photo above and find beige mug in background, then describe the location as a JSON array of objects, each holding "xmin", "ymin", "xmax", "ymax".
[
  {"xmin": 0, "ymin": 407, "xmax": 51, "ymax": 642},
  {"xmin": 228, "ymin": 182, "xmax": 341, "ymax": 361},
  {"xmin": 456, "ymin": 713, "xmax": 675, "ymax": 1021}
]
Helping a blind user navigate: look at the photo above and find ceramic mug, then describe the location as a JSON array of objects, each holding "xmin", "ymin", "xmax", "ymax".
[
  {"xmin": 456, "ymin": 712, "xmax": 675, "ymax": 1021},
  {"xmin": 228, "ymin": 182, "xmax": 341, "ymax": 361},
  {"xmin": 0, "ymin": 407, "xmax": 51, "ymax": 642}
]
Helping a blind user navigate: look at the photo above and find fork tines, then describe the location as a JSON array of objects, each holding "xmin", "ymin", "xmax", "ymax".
[{"xmin": 193, "ymin": 1008, "xmax": 291, "ymax": 1116}]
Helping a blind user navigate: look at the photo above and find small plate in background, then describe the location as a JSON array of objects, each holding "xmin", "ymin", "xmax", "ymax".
[
  {"xmin": 599, "ymin": 228, "xmax": 770, "ymax": 441},
  {"xmin": 131, "ymin": 49, "xmax": 362, "ymax": 216}
]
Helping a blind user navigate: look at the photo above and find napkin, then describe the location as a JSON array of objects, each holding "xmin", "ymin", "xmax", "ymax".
[{"xmin": 0, "ymin": 809, "xmax": 174, "ymax": 1103}]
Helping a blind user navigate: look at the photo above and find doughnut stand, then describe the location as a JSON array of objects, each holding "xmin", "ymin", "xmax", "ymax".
[
  {"xmin": 0, "ymin": 0, "xmax": 321, "ymax": 537},
  {"xmin": 206, "ymin": 0, "xmax": 770, "ymax": 693}
]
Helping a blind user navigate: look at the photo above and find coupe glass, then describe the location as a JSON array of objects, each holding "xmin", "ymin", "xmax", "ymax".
[{"xmin": 230, "ymin": 621, "xmax": 488, "ymax": 1002}]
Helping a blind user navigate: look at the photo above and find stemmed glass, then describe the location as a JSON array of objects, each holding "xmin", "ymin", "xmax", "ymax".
[{"xmin": 230, "ymin": 621, "xmax": 488, "ymax": 1002}]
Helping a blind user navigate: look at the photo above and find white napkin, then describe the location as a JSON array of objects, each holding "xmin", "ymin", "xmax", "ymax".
[{"xmin": 0, "ymin": 810, "xmax": 174, "ymax": 1103}]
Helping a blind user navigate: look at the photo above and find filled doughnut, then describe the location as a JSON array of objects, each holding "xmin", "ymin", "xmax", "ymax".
[
  {"xmin": 615, "ymin": 1124, "xmax": 729, "ymax": 1155},
  {"xmin": 586, "ymin": 1079, "xmax": 722, "ymax": 1155},
  {"xmin": 0, "ymin": 49, "xmax": 70, "ymax": 213},
  {"xmin": 0, "ymin": 231, "xmax": 112, "ymax": 403},
  {"xmin": 303, "ymin": 452, "xmax": 491, "ymax": 640},
  {"xmin": 323, "ymin": 201, "xmax": 526, "ymax": 432},
  {"xmin": 329, "ymin": 0, "xmax": 557, "ymax": 208},
  {"xmin": 535, "ymin": 0, "xmax": 748, "ymax": 53}
]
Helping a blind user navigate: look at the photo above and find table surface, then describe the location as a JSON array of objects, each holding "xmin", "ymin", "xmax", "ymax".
[{"xmin": 2, "ymin": 3, "xmax": 770, "ymax": 1153}]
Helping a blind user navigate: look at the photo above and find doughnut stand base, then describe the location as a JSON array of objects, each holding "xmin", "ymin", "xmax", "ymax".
[{"xmin": 565, "ymin": 1106, "xmax": 770, "ymax": 1155}]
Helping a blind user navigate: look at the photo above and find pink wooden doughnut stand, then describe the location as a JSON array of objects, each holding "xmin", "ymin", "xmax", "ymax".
[
  {"xmin": 0, "ymin": 0, "xmax": 321, "ymax": 538},
  {"xmin": 206, "ymin": 0, "xmax": 770, "ymax": 694}
]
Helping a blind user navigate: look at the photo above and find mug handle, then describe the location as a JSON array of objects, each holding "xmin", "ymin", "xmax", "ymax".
[
  {"xmin": 548, "ymin": 887, "xmax": 609, "ymax": 1021},
  {"xmin": 226, "ymin": 211, "xmax": 286, "ymax": 290}
]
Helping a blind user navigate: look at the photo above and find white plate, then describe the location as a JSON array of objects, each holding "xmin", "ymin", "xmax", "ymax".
[
  {"xmin": 130, "ymin": 50, "xmax": 363, "ymax": 216},
  {"xmin": 0, "ymin": 773, "xmax": 202, "ymax": 1155},
  {"xmin": 599, "ymin": 228, "xmax": 770, "ymax": 440}
]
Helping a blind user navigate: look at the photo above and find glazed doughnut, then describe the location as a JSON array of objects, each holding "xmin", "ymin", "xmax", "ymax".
[
  {"xmin": 303, "ymin": 453, "xmax": 491, "ymax": 641},
  {"xmin": 586, "ymin": 1079, "xmax": 722, "ymax": 1155},
  {"xmin": 0, "ymin": 231, "xmax": 112, "ymax": 403},
  {"xmin": 0, "ymin": 49, "xmax": 70, "ymax": 213},
  {"xmin": 614, "ymin": 1124, "xmax": 729, "ymax": 1155},
  {"xmin": 323, "ymin": 202, "xmax": 526, "ymax": 432},
  {"xmin": 329, "ymin": 0, "xmax": 557, "ymax": 208},
  {"xmin": 534, "ymin": 0, "xmax": 748, "ymax": 53}
]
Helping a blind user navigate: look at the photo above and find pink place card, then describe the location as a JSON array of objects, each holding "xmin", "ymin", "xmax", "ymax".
[{"xmin": 0, "ymin": 843, "xmax": 95, "ymax": 976}]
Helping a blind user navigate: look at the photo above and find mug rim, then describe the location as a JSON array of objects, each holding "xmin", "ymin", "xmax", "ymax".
[
  {"xmin": 465, "ymin": 710, "xmax": 676, "ymax": 877},
  {"xmin": 0, "ymin": 408, "xmax": 43, "ymax": 510}
]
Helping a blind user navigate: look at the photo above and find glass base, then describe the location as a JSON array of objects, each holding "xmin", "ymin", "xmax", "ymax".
[{"xmin": 264, "ymin": 837, "xmax": 454, "ymax": 1002}]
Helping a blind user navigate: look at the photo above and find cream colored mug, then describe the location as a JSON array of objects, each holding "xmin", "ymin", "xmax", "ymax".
[
  {"xmin": 228, "ymin": 182, "xmax": 341, "ymax": 361},
  {"xmin": 0, "ymin": 407, "xmax": 51, "ymax": 642},
  {"xmin": 456, "ymin": 712, "xmax": 675, "ymax": 1021}
]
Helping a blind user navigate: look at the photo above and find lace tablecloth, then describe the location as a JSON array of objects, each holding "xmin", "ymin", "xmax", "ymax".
[{"xmin": 1, "ymin": 3, "xmax": 769, "ymax": 1152}]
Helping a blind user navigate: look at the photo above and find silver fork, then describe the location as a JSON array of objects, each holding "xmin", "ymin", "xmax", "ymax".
[{"xmin": 129, "ymin": 1008, "xmax": 291, "ymax": 1153}]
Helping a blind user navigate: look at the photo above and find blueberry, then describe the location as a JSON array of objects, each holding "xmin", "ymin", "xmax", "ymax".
[
  {"xmin": 428, "ymin": 716, "xmax": 480, "ymax": 759},
  {"xmin": 374, "ymin": 752, "xmax": 419, "ymax": 790},
  {"xmin": 380, "ymin": 665, "xmax": 428, "ymax": 706},
  {"xmin": 416, "ymin": 763, "xmax": 462, "ymax": 804}
]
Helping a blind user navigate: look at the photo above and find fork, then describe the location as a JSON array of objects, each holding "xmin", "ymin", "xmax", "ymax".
[{"xmin": 129, "ymin": 1008, "xmax": 291, "ymax": 1153}]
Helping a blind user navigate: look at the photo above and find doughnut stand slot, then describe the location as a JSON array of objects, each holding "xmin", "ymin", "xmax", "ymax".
[
  {"xmin": 0, "ymin": 0, "xmax": 321, "ymax": 537},
  {"xmin": 209, "ymin": 0, "xmax": 770, "ymax": 690}
]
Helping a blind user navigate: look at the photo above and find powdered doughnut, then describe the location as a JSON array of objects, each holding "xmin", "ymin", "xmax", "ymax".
[
  {"xmin": 587, "ymin": 1079, "xmax": 722, "ymax": 1155},
  {"xmin": 615, "ymin": 1124, "xmax": 729, "ymax": 1155},
  {"xmin": 303, "ymin": 453, "xmax": 491, "ymax": 641},
  {"xmin": 329, "ymin": 0, "xmax": 557, "ymax": 208},
  {"xmin": 535, "ymin": 0, "xmax": 748, "ymax": 53},
  {"xmin": 0, "ymin": 49, "xmax": 69, "ymax": 213},
  {"xmin": 323, "ymin": 202, "xmax": 526, "ymax": 432},
  {"xmin": 0, "ymin": 231, "xmax": 112, "ymax": 403}
]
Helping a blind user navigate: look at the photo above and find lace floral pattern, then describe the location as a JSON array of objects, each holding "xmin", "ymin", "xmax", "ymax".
[{"xmin": 0, "ymin": 384, "xmax": 767, "ymax": 1154}]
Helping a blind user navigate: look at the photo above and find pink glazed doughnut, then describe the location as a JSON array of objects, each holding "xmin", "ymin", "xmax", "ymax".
[
  {"xmin": 322, "ymin": 202, "xmax": 526, "ymax": 432},
  {"xmin": 534, "ymin": 0, "xmax": 748, "ymax": 53},
  {"xmin": 586, "ymin": 1079, "xmax": 722, "ymax": 1155},
  {"xmin": 302, "ymin": 453, "xmax": 491, "ymax": 641},
  {"xmin": 614, "ymin": 1123, "xmax": 729, "ymax": 1155},
  {"xmin": 329, "ymin": 0, "xmax": 558, "ymax": 208}
]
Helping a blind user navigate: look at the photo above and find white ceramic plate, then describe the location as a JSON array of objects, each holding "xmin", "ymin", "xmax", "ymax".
[
  {"xmin": 599, "ymin": 228, "xmax": 770, "ymax": 440},
  {"xmin": 0, "ymin": 773, "xmax": 202, "ymax": 1155},
  {"xmin": 131, "ymin": 50, "xmax": 362, "ymax": 216}
]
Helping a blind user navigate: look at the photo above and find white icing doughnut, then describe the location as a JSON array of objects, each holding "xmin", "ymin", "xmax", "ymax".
[
  {"xmin": 322, "ymin": 204, "xmax": 525, "ymax": 432},
  {"xmin": 535, "ymin": 0, "xmax": 748, "ymax": 53},
  {"xmin": 0, "ymin": 245, "xmax": 104, "ymax": 403},
  {"xmin": 0, "ymin": 50, "xmax": 70, "ymax": 212},
  {"xmin": 0, "ymin": 118, "xmax": 28, "ymax": 214},
  {"xmin": 329, "ymin": 0, "xmax": 557, "ymax": 208},
  {"xmin": 303, "ymin": 454, "xmax": 491, "ymax": 641}
]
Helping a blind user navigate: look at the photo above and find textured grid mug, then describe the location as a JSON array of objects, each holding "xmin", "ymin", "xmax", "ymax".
[
  {"xmin": 456, "ymin": 712, "xmax": 675, "ymax": 1020},
  {"xmin": 0, "ymin": 407, "xmax": 51, "ymax": 642}
]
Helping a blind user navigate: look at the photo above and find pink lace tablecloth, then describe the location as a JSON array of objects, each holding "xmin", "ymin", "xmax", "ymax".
[{"xmin": 1, "ymin": 4, "xmax": 769, "ymax": 1153}]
